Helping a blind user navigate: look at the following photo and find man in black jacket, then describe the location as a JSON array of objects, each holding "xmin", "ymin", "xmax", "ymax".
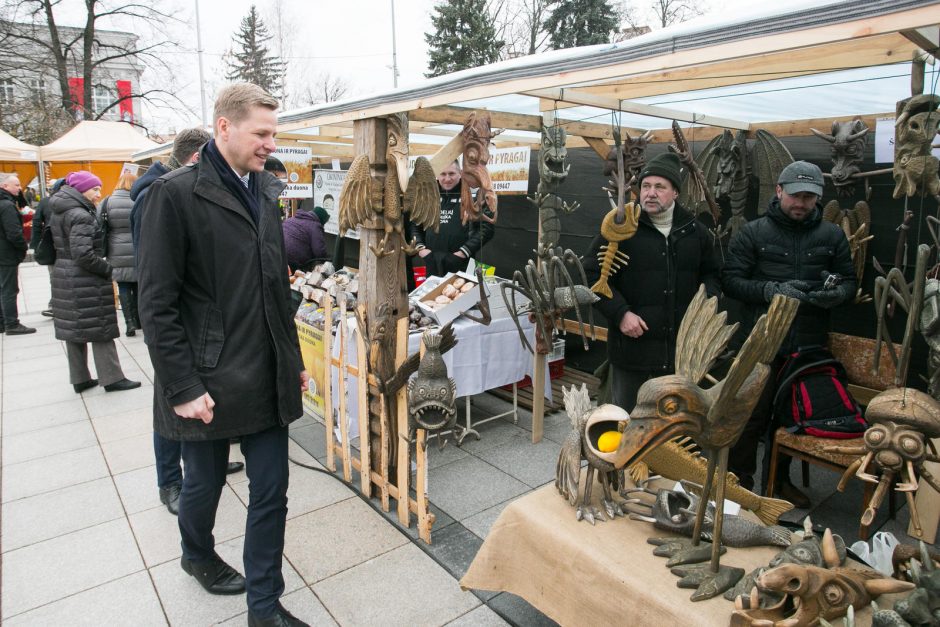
[
  {"xmin": 408, "ymin": 160, "xmax": 494, "ymax": 276},
  {"xmin": 583, "ymin": 152, "xmax": 720, "ymax": 411},
  {"xmin": 138, "ymin": 83, "xmax": 309, "ymax": 627},
  {"xmin": 31, "ymin": 178, "xmax": 65, "ymax": 317},
  {"xmin": 0, "ymin": 173, "xmax": 34, "ymax": 334},
  {"xmin": 723, "ymin": 161, "xmax": 856, "ymax": 507}
]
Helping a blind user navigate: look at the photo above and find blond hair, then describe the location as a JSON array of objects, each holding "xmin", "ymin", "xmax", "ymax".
[
  {"xmin": 213, "ymin": 83, "xmax": 278, "ymax": 125},
  {"xmin": 115, "ymin": 171, "xmax": 138, "ymax": 192}
]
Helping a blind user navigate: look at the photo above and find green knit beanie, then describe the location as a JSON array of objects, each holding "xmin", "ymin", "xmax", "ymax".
[
  {"xmin": 313, "ymin": 206, "xmax": 329, "ymax": 225},
  {"xmin": 638, "ymin": 152, "xmax": 683, "ymax": 191}
]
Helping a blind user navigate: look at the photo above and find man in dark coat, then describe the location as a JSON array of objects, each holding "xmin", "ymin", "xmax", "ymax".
[
  {"xmin": 31, "ymin": 178, "xmax": 65, "ymax": 317},
  {"xmin": 723, "ymin": 161, "xmax": 856, "ymax": 506},
  {"xmin": 0, "ymin": 173, "xmax": 34, "ymax": 334},
  {"xmin": 583, "ymin": 152, "xmax": 720, "ymax": 411},
  {"xmin": 408, "ymin": 160, "xmax": 494, "ymax": 277},
  {"xmin": 138, "ymin": 83, "xmax": 309, "ymax": 627},
  {"xmin": 281, "ymin": 206, "xmax": 327, "ymax": 271}
]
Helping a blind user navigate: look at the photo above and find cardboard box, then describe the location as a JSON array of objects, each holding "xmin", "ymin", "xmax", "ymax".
[{"xmin": 415, "ymin": 272, "xmax": 484, "ymax": 325}]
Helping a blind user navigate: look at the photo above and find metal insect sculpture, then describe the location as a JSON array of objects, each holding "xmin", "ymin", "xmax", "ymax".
[
  {"xmin": 823, "ymin": 200, "xmax": 873, "ymax": 303},
  {"xmin": 555, "ymin": 383, "xmax": 631, "ymax": 524},
  {"xmin": 407, "ymin": 330, "xmax": 458, "ymax": 450},
  {"xmin": 689, "ymin": 128, "xmax": 793, "ymax": 239},
  {"xmin": 459, "ymin": 111, "xmax": 499, "ymax": 225},
  {"xmin": 337, "ymin": 113, "xmax": 440, "ymax": 258},
  {"xmin": 584, "ymin": 286, "xmax": 799, "ymax": 600},
  {"xmin": 590, "ymin": 128, "xmax": 641, "ymax": 299},
  {"xmin": 670, "ymin": 121, "xmax": 722, "ymax": 230},
  {"xmin": 834, "ymin": 387, "xmax": 940, "ymax": 538},
  {"xmin": 893, "ymin": 94, "xmax": 940, "ymax": 200},
  {"xmin": 530, "ymin": 124, "xmax": 579, "ymax": 250},
  {"xmin": 500, "ymin": 242, "xmax": 598, "ymax": 354}
]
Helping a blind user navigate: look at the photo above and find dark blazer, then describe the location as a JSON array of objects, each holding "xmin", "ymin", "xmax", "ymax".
[
  {"xmin": 137, "ymin": 147, "xmax": 304, "ymax": 441},
  {"xmin": 582, "ymin": 203, "xmax": 720, "ymax": 372},
  {"xmin": 0, "ymin": 188, "xmax": 27, "ymax": 266},
  {"xmin": 49, "ymin": 186, "xmax": 118, "ymax": 342},
  {"xmin": 722, "ymin": 197, "xmax": 857, "ymax": 351}
]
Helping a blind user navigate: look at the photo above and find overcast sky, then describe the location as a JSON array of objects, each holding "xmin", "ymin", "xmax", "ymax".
[{"xmin": 46, "ymin": 0, "xmax": 754, "ymax": 133}]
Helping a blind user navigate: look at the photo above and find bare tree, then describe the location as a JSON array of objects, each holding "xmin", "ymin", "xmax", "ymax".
[
  {"xmin": 262, "ymin": 0, "xmax": 296, "ymax": 104},
  {"xmin": 292, "ymin": 72, "xmax": 350, "ymax": 108},
  {"xmin": 493, "ymin": 0, "xmax": 551, "ymax": 59},
  {"xmin": 647, "ymin": 0, "xmax": 704, "ymax": 28},
  {"xmin": 0, "ymin": 0, "xmax": 182, "ymax": 141}
]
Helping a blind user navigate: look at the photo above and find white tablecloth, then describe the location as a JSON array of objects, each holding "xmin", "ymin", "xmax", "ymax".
[{"xmin": 331, "ymin": 311, "xmax": 551, "ymax": 437}]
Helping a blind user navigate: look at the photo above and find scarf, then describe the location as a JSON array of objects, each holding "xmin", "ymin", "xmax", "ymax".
[
  {"xmin": 648, "ymin": 201, "xmax": 675, "ymax": 237},
  {"xmin": 203, "ymin": 139, "xmax": 262, "ymax": 224}
]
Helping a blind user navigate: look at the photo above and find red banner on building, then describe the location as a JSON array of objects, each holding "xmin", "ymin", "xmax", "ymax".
[
  {"xmin": 67, "ymin": 77, "xmax": 84, "ymax": 115},
  {"xmin": 116, "ymin": 80, "xmax": 133, "ymax": 122}
]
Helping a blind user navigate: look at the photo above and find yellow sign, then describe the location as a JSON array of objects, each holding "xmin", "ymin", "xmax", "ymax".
[{"xmin": 296, "ymin": 321, "xmax": 326, "ymax": 419}]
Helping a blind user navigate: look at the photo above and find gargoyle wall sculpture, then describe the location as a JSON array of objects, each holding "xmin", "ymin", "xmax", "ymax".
[
  {"xmin": 459, "ymin": 111, "xmax": 499, "ymax": 225},
  {"xmin": 530, "ymin": 124, "xmax": 579, "ymax": 250},
  {"xmin": 893, "ymin": 94, "xmax": 940, "ymax": 200},
  {"xmin": 812, "ymin": 119, "xmax": 869, "ymax": 198}
]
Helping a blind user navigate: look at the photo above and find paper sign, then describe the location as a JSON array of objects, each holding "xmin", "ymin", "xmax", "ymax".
[
  {"xmin": 875, "ymin": 117, "xmax": 940, "ymax": 164},
  {"xmin": 313, "ymin": 169, "xmax": 359, "ymax": 239},
  {"xmin": 408, "ymin": 145, "xmax": 531, "ymax": 195},
  {"xmin": 272, "ymin": 146, "xmax": 314, "ymax": 199}
]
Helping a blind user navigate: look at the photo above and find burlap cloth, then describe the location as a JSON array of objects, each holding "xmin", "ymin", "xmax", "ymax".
[{"xmin": 460, "ymin": 480, "xmax": 886, "ymax": 626}]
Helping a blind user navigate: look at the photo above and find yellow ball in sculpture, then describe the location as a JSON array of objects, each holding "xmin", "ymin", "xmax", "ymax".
[{"xmin": 597, "ymin": 431, "xmax": 621, "ymax": 453}]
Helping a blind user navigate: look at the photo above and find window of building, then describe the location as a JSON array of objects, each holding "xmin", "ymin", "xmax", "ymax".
[
  {"xmin": 0, "ymin": 79, "xmax": 15, "ymax": 106},
  {"xmin": 92, "ymin": 85, "xmax": 113, "ymax": 115},
  {"xmin": 28, "ymin": 78, "xmax": 45, "ymax": 105}
]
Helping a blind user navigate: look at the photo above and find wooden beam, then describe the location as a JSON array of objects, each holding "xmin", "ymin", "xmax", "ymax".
[
  {"xmin": 526, "ymin": 87, "xmax": 750, "ymax": 130},
  {"xmin": 410, "ymin": 104, "xmax": 544, "ymax": 132},
  {"xmin": 901, "ymin": 27, "xmax": 939, "ymax": 54},
  {"xmin": 583, "ymin": 136, "xmax": 611, "ymax": 160}
]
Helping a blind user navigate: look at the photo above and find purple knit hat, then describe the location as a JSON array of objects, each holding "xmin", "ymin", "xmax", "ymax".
[{"xmin": 66, "ymin": 171, "xmax": 103, "ymax": 193}]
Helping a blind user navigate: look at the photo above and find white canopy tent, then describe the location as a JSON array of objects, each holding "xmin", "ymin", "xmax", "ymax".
[
  {"xmin": 41, "ymin": 120, "xmax": 159, "ymax": 162},
  {"xmin": 0, "ymin": 128, "xmax": 39, "ymax": 162}
]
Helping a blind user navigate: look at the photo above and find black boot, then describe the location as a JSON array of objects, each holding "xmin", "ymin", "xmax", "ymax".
[{"xmin": 119, "ymin": 290, "xmax": 137, "ymax": 336}]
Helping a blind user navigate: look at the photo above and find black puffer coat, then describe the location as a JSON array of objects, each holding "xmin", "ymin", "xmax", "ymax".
[
  {"xmin": 0, "ymin": 188, "xmax": 27, "ymax": 266},
  {"xmin": 49, "ymin": 185, "xmax": 117, "ymax": 343},
  {"xmin": 101, "ymin": 189, "xmax": 135, "ymax": 282},
  {"xmin": 137, "ymin": 148, "xmax": 304, "ymax": 441},
  {"xmin": 582, "ymin": 203, "xmax": 720, "ymax": 372},
  {"xmin": 722, "ymin": 198, "xmax": 856, "ymax": 351}
]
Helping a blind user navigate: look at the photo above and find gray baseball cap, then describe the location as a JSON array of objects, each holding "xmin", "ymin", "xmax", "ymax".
[{"xmin": 777, "ymin": 161, "xmax": 824, "ymax": 196}]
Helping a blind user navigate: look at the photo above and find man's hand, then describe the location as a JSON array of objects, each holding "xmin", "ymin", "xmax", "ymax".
[
  {"xmin": 173, "ymin": 392, "xmax": 215, "ymax": 424},
  {"xmin": 418, "ymin": 249, "xmax": 431, "ymax": 258},
  {"xmin": 763, "ymin": 280, "xmax": 812, "ymax": 303},
  {"xmin": 619, "ymin": 311, "xmax": 648, "ymax": 338},
  {"xmin": 300, "ymin": 370, "xmax": 310, "ymax": 392},
  {"xmin": 804, "ymin": 289, "xmax": 846, "ymax": 309},
  {"xmin": 453, "ymin": 250, "xmax": 467, "ymax": 259}
]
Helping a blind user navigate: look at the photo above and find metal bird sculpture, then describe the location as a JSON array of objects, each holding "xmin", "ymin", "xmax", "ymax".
[{"xmin": 585, "ymin": 285, "xmax": 800, "ymax": 600}]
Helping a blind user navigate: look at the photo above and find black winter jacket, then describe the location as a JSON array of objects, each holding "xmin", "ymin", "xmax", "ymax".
[
  {"xmin": 49, "ymin": 186, "xmax": 118, "ymax": 343},
  {"xmin": 102, "ymin": 189, "xmax": 136, "ymax": 282},
  {"xmin": 130, "ymin": 161, "xmax": 170, "ymax": 248},
  {"xmin": 407, "ymin": 180, "xmax": 494, "ymax": 276},
  {"xmin": 582, "ymin": 204, "xmax": 720, "ymax": 371},
  {"xmin": 722, "ymin": 198, "xmax": 856, "ymax": 351},
  {"xmin": 137, "ymin": 148, "xmax": 304, "ymax": 441},
  {"xmin": 0, "ymin": 188, "xmax": 27, "ymax": 266}
]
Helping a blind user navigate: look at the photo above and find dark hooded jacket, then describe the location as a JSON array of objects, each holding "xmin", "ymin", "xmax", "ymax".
[
  {"xmin": 130, "ymin": 161, "xmax": 170, "ymax": 249},
  {"xmin": 722, "ymin": 197, "xmax": 856, "ymax": 352},
  {"xmin": 137, "ymin": 146, "xmax": 304, "ymax": 441},
  {"xmin": 281, "ymin": 209, "xmax": 327, "ymax": 271},
  {"xmin": 49, "ymin": 185, "xmax": 118, "ymax": 342},
  {"xmin": 407, "ymin": 180, "xmax": 494, "ymax": 276},
  {"xmin": 582, "ymin": 203, "xmax": 720, "ymax": 372},
  {"xmin": 0, "ymin": 188, "xmax": 27, "ymax": 266}
]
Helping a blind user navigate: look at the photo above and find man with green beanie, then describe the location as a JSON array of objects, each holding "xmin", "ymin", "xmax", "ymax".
[{"xmin": 583, "ymin": 151, "xmax": 720, "ymax": 411}]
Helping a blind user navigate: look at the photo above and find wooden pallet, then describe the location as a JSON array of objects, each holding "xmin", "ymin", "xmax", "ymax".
[{"xmin": 488, "ymin": 367, "xmax": 600, "ymax": 412}]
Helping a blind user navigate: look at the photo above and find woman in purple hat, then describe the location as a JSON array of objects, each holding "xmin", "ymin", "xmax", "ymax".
[{"xmin": 49, "ymin": 170, "xmax": 140, "ymax": 393}]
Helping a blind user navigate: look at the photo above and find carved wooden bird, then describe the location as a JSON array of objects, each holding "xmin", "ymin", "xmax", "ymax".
[{"xmin": 585, "ymin": 286, "xmax": 799, "ymax": 600}]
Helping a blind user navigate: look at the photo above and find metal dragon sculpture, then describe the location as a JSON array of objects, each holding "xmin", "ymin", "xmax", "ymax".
[
  {"xmin": 602, "ymin": 129, "xmax": 652, "ymax": 193},
  {"xmin": 529, "ymin": 123, "xmax": 579, "ymax": 250},
  {"xmin": 893, "ymin": 94, "xmax": 940, "ymax": 200},
  {"xmin": 338, "ymin": 112, "xmax": 440, "ymax": 258},
  {"xmin": 584, "ymin": 286, "xmax": 799, "ymax": 600}
]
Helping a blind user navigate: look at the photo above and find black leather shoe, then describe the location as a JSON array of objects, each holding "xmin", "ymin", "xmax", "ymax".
[
  {"xmin": 180, "ymin": 554, "xmax": 246, "ymax": 595},
  {"xmin": 125, "ymin": 327, "xmax": 136, "ymax": 337},
  {"xmin": 5, "ymin": 323, "xmax": 36, "ymax": 335},
  {"xmin": 73, "ymin": 379, "xmax": 99, "ymax": 393},
  {"xmin": 104, "ymin": 378, "xmax": 142, "ymax": 392},
  {"xmin": 41, "ymin": 309, "xmax": 54, "ymax": 317},
  {"xmin": 226, "ymin": 461, "xmax": 245, "ymax": 475},
  {"xmin": 247, "ymin": 602, "xmax": 309, "ymax": 627},
  {"xmin": 159, "ymin": 483, "xmax": 181, "ymax": 515}
]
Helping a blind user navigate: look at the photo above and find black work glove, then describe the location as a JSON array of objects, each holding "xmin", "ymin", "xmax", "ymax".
[
  {"xmin": 762, "ymin": 280, "xmax": 813, "ymax": 303},
  {"xmin": 804, "ymin": 287, "xmax": 848, "ymax": 309}
]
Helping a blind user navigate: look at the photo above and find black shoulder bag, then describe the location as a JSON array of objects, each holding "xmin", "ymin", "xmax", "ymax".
[{"xmin": 34, "ymin": 217, "xmax": 56, "ymax": 265}]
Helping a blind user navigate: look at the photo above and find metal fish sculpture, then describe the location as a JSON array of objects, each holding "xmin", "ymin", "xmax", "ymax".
[{"xmin": 407, "ymin": 331, "xmax": 457, "ymax": 449}]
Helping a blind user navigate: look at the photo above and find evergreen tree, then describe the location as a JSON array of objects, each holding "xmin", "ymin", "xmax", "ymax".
[
  {"xmin": 543, "ymin": 0, "xmax": 619, "ymax": 49},
  {"xmin": 225, "ymin": 5, "xmax": 286, "ymax": 97},
  {"xmin": 425, "ymin": 0, "xmax": 505, "ymax": 78}
]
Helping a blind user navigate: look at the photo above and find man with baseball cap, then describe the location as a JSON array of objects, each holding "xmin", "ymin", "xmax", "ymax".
[
  {"xmin": 722, "ymin": 160, "xmax": 856, "ymax": 507},
  {"xmin": 583, "ymin": 152, "xmax": 720, "ymax": 412}
]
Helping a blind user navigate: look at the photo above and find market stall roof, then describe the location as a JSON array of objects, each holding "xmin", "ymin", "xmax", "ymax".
[
  {"xmin": 0, "ymin": 128, "xmax": 40, "ymax": 162},
  {"xmin": 275, "ymin": 0, "xmax": 939, "ymax": 162},
  {"xmin": 41, "ymin": 120, "xmax": 160, "ymax": 162}
]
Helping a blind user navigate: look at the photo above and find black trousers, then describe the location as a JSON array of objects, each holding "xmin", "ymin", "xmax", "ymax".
[
  {"xmin": 610, "ymin": 366, "xmax": 658, "ymax": 413},
  {"xmin": 0, "ymin": 263, "xmax": 20, "ymax": 328},
  {"xmin": 179, "ymin": 424, "xmax": 289, "ymax": 617}
]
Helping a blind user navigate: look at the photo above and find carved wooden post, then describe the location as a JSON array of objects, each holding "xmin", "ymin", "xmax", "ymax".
[{"xmin": 353, "ymin": 117, "xmax": 408, "ymax": 478}]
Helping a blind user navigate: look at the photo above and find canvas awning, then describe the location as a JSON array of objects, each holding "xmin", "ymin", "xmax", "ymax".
[
  {"xmin": 41, "ymin": 120, "xmax": 160, "ymax": 162},
  {"xmin": 0, "ymin": 128, "xmax": 40, "ymax": 162}
]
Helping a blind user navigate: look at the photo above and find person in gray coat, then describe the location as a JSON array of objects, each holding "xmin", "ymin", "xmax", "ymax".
[
  {"xmin": 101, "ymin": 171, "xmax": 140, "ymax": 336},
  {"xmin": 49, "ymin": 170, "xmax": 141, "ymax": 394}
]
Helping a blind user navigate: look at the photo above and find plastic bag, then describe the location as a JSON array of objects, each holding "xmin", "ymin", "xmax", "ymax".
[{"xmin": 850, "ymin": 531, "xmax": 899, "ymax": 575}]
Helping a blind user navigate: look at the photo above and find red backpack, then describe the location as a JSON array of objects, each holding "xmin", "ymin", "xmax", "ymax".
[{"xmin": 772, "ymin": 346, "xmax": 866, "ymax": 439}]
